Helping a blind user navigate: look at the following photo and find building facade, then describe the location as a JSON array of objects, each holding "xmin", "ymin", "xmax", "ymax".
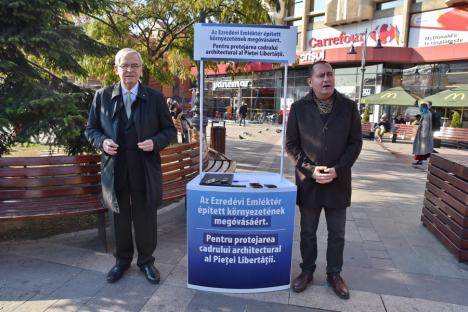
[{"xmin": 204, "ymin": 0, "xmax": 468, "ymax": 125}]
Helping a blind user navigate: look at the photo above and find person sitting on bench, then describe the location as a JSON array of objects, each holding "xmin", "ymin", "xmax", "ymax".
[{"xmin": 374, "ymin": 115, "xmax": 390, "ymax": 142}]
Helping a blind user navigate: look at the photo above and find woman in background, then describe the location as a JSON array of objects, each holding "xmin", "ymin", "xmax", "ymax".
[{"xmin": 412, "ymin": 103, "xmax": 433, "ymax": 166}]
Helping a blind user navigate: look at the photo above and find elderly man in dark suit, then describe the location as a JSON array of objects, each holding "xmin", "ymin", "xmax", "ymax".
[
  {"xmin": 86, "ymin": 48, "xmax": 176, "ymax": 285},
  {"xmin": 286, "ymin": 61, "xmax": 362, "ymax": 299}
]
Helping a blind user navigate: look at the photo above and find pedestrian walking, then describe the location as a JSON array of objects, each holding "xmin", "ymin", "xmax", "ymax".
[
  {"xmin": 239, "ymin": 102, "xmax": 247, "ymax": 126},
  {"xmin": 412, "ymin": 103, "xmax": 433, "ymax": 165}
]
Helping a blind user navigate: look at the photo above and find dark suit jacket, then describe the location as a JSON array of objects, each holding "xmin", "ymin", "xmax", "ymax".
[
  {"xmin": 85, "ymin": 83, "xmax": 177, "ymax": 213},
  {"xmin": 285, "ymin": 90, "xmax": 362, "ymax": 209}
]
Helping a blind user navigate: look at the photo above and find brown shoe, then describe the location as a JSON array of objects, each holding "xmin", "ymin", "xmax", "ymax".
[
  {"xmin": 327, "ymin": 273, "xmax": 350, "ymax": 299},
  {"xmin": 292, "ymin": 271, "xmax": 313, "ymax": 293}
]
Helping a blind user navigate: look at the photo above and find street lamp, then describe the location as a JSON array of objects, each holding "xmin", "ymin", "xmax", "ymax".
[{"xmin": 348, "ymin": 28, "xmax": 383, "ymax": 106}]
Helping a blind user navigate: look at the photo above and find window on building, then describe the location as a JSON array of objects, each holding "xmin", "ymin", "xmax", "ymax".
[
  {"xmin": 288, "ymin": 0, "xmax": 304, "ymax": 17},
  {"xmin": 376, "ymin": 0, "xmax": 403, "ymax": 10},
  {"xmin": 288, "ymin": 20, "xmax": 302, "ymax": 49},
  {"xmin": 413, "ymin": 0, "xmax": 424, "ymax": 3},
  {"xmin": 312, "ymin": 0, "xmax": 325, "ymax": 11},
  {"xmin": 309, "ymin": 14, "xmax": 325, "ymax": 24}
]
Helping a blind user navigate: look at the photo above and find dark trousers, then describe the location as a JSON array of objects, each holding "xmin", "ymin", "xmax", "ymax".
[
  {"xmin": 239, "ymin": 116, "xmax": 246, "ymax": 126},
  {"xmin": 113, "ymin": 184, "xmax": 157, "ymax": 268},
  {"xmin": 299, "ymin": 205, "xmax": 346, "ymax": 274}
]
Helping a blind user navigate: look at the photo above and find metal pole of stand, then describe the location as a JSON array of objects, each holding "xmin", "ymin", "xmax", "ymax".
[
  {"xmin": 280, "ymin": 64, "xmax": 288, "ymax": 179},
  {"xmin": 199, "ymin": 60, "xmax": 204, "ymax": 174}
]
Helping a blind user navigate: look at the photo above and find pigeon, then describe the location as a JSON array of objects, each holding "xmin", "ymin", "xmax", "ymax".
[
  {"xmin": 276, "ymin": 129, "xmax": 282, "ymax": 133},
  {"xmin": 239, "ymin": 135, "xmax": 245, "ymax": 139}
]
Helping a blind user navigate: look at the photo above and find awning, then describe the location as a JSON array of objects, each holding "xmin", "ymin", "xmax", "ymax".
[
  {"xmin": 424, "ymin": 85, "xmax": 468, "ymax": 108},
  {"xmin": 360, "ymin": 87, "xmax": 422, "ymax": 106}
]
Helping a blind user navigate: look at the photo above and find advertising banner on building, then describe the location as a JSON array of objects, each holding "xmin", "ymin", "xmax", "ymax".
[
  {"xmin": 408, "ymin": 4, "xmax": 468, "ymax": 48},
  {"xmin": 297, "ymin": 49, "xmax": 326, "ymax": 65},
  {"xmin": 186, "ymin": 174, "xmax": 296, "ymax": 293},
  {"xmin": 306, "ymin": 16, "xmax": 404, "ymax": 51},
  {"xmin": 194, "ymin": 23, "xmax": 297, "ymax": 64}
]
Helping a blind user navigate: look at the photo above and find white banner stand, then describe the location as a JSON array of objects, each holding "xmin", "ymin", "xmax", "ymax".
[{"xmin": 188, "ymin": 23, "xmax": 298, "ymax": 293}]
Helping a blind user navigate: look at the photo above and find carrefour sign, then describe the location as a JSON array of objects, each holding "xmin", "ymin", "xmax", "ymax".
[{"xmin": 306, "ymin": 16, "xmax": 404, "ymax": 50}]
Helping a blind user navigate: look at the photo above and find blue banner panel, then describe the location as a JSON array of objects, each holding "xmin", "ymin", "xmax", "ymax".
[
  {"xmin": 187, "ymin": 188, "xmax": 296, "ymax": 292},
  {"xmin": 194, "ymin": 23, "xmax": 298, "ymax": 64}
]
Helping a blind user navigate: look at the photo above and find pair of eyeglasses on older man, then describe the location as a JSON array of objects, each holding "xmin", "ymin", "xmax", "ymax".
[{"xmin": 118, "ymin": 64, "xmax": 141, "ymax": 70}]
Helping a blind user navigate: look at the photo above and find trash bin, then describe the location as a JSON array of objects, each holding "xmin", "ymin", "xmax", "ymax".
[{"xmin": 210, "ymin": 121, "xmax": 226, "ymax": 154}]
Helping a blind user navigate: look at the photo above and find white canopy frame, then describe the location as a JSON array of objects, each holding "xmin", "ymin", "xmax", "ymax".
[
  {"xmin": 198, "ymin": 62, "xmax": 290, "ymax": 178},
  {"xmin": 194, "ymin": 23, "xmax": 297, "ymax": 179}
]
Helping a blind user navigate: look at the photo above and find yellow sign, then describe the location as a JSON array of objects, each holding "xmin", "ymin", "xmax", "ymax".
[
  {"xmin": 444, "ymin": 93, "xmax": 465, "ymax": 101},
  {"xmin": 381, "ymin": 92, "xmax": 397, "ymax": 99}
]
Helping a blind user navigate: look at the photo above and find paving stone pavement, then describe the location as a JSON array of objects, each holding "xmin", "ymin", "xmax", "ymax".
[{"xmin": 1, "ymin": 121, "xmax": 467, "ymax": 312}]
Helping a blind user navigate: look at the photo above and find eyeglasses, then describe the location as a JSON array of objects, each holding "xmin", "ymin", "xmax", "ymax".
[{"xmin": 118, "ymin": 63, "xmax": 142, "ymax": 70}]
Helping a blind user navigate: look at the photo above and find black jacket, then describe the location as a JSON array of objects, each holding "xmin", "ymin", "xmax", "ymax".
[
  {"xmin": 286, "ymin": 90, "xmax": 362, "ymax": 209},
  {"xmin": 85, "ymin": 83, "xmax": 177, "ymax": 212}
]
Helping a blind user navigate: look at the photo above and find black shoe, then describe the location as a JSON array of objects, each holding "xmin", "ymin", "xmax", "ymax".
[
  {"xmin": 106, "ymin": 264, "xmax": 130, "ymax": 283},
  {"xmin": 327, "ymin": 273, "xmax": 350, "ymax": 299},
  {"xmin": 140, "ymin": 264, "xmax": 160, "ymax": 285},
  {"xmin": 292, "ymin": 271, "xmax": 313, "ymax": 293},
  {"xmin": 412, "ymin": 160, "xmax": 423, "ymax": 166}
]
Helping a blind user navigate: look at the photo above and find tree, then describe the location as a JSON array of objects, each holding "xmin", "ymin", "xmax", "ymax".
[
  {"xmin": 362, "ymin": 105, "xmax": 370, "ymax": 122},
  {"xmin": 82, "ymin": 0, "xmax": 275, "ymax": 86},
  {"xmin": 0, "ymin": 0, "xmax": 111, "ymax": 156},
  {"xmin": 450, "ymin": 111, "xmax": 461, "ymax": 128}
]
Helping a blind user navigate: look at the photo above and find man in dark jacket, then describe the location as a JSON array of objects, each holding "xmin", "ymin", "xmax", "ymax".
[
  {"xmin": 86, "ymin": 48, "xmax": 176, "ymax": 285},
  {"xmin": 286, "ymin": 61, "xmax": 362, "ymax": 299},
  {"xmin": 239, "ymin": 102, "xmax": 247, "ymax": 126}
]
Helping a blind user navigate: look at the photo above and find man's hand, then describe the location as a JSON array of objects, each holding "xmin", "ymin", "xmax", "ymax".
[
  {"xmin": 312, "ymin": 166, "xmax": 337, "ymax": 184},
  {"xmin": 103, "ymin": 138, "xmax": 118, "ymax": 155},
  {"xmin": 137, "ymin": 139, "xmax": 154, "ymax": 152}
]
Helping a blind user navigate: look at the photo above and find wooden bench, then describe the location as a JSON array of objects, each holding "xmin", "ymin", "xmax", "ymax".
[
  {"xmin": 0, "ymin": 137, "xmax": 236, "ymax": 245},
  {"xmin": 191, "ymin": 128, "xmax": 236, "ymax": 173},
  {"xmin": 206, "ymin": 148, "xmax": 236, "ymax": 173},
  {"xmin": 421, "ymin": 154, "xmax": 468, "ymax": 261},
  {"xmin": 161, "ymin": 142, "xmax": 208, "ymax": 202},
  {"xmin": 434, "ymin": 127, "xmax": 468, "ymax": 149},
  {"xmin": 0, "ymin": 155, "xmax": 107, "ymax": 250},
  {"xmin": 161, "ymin": 132, "xmax": 236, "ymax": 202},
  {"xmin": 392, "ymin": 124, "xmax": 417, "ymax": 141},
  {"xmin": 381, "ymin": 124, "xmax": 417, "ymax": 142}
]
